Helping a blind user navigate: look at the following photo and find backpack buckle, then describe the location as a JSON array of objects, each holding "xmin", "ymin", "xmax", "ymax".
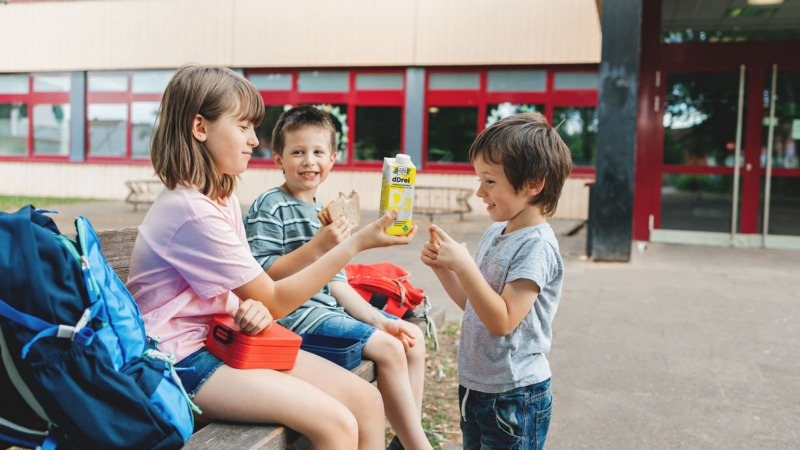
[{"xmin": 71, "ymin": 308, "xmax": 92, "ymax": 341}]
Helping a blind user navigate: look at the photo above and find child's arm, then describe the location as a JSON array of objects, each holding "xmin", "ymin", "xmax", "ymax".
[
  {"xmin": 431, "ymin": 225, "xmax": 540, "ymax": 337},
  {"xmin": 265, "ymin": 216, "xmax": 350, "ymax": 281},
  {"xmin": 420, "ymin": 227, "xmax": 468, "ymax": 310},
  {"xmin": 329, "ymin": 281, "xmax": 417, "ymax": 350},
  {"xmin": 234, "ymin": 211, "xmax": 418, "ymax": 319}
]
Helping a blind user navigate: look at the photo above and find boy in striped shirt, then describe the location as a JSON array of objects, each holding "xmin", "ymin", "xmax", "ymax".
[{"xmin": 243, "ymin": 106, "xmax": 431, "ymax": 450}]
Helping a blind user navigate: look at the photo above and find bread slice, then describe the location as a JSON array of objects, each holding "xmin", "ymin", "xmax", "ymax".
[
  {"xmin": 317, "ymin": 208, "xmax": 334, "ymax": 226},
  {"xmin": 317, "ymin": 209, "xmax": 330, "ymax": 226},
  {"xmin": 318, "ymin": 190, "xmax": 360, "ymax": 228}
]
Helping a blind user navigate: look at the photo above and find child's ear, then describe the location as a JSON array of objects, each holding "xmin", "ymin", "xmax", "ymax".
[
  {"xmin": 526, "ymin": 179, "xmax": 545, "ymax": 198},
  {"xmin": 272, "ymin": 151, "xmax": 284, "ymax": 170},
  {"xmin": 191, "ymin": 114, "xmax": 207, "ymax": 142},
  {"xmin": 330, "ymin": 151, "xmax": 338, "ymax": 163}
]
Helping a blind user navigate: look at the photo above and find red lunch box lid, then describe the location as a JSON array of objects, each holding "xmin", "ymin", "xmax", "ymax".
[
  {"xmin": 208, "ymin": 315, "xmax": 302, "ymax": 347},
  {"xmin": 205, "ymin": 316, "xmax": 302, "ymax": 370}
]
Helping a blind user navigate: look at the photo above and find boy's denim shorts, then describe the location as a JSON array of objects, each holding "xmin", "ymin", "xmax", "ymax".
[
  {"xmin": 174, "ymin": 347, "xmax": 225, "ymax": 398},
  {"xmin": 459, "ymin": 378, "xmax": 552, "ymax": 450},
  {"xmin": 308, "ymin": 309, "xmax": 398, "ymax": 346}
]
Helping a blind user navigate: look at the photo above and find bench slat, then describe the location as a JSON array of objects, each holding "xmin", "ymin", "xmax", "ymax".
[
  {"xmin": 187, "ymin": 423, "xmax": 304, "ymax": 450},
  {"xmin": 96, "ymin": 226, "xmax": 139, "ymax": 283}
]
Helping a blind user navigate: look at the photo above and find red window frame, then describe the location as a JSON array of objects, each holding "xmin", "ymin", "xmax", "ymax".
[
  {"xmin": 85, "ymin": 71, "xmax": 162, "ymax": 165},
  {"xmin": 423, "ymin": 66, "xmax": 599, "ymax": 177},
  {"xmin": 245, "ymin": 68, "xmax": 406, "ymax": 171},
  {"xmin": 0, "ymin": 73, "xmax": 72, "ymax": 163}
]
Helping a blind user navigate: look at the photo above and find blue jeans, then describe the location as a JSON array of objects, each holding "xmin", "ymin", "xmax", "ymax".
[
  {"xmin": 306, "ymin": 309, "xmax": 397, "ymax": 345},
  {"xmin": 174, "ymin": 348, "xmax": 224, "ymax": 398},
  {"xmin": 459, "ymin": 379, "xmax": 552, "ymax": 450}
]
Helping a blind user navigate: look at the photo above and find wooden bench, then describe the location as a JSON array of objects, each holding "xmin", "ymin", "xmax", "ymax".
[
  {"xmin": 414, "ymin": 186, "xmax": 473, "ymax": 221},
  {"xmin": 124, "ymin": 180, "xmax": 164, "ymax": 211},
  {"xmin": 96, "ymin": 227, "xmax": 445, "ymax": 450}
]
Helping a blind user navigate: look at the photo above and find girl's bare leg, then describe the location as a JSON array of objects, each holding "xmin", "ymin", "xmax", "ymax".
[
  {"xmin": 193, "ymin": 350, "xmax": 383, "ymax": 450},
  {"xmin": 284, "ymin": 350, "xmax": 386, "ymax": 450}
]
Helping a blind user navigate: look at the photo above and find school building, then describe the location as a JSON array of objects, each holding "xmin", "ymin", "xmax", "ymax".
[{"xmin": 0, "ymin": 0, "xmax": 798, "ymax": 254}]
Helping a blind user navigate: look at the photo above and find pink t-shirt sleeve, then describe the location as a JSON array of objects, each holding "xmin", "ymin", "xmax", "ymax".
[{"xmin": 163, "ymin": 213, "xmax": 263, "ymax": 300}]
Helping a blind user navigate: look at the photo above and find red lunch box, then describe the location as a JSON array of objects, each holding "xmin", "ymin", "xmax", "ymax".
[{"xmin": 205, "ymin": 315, "xmax": 302, "ymax": 370}]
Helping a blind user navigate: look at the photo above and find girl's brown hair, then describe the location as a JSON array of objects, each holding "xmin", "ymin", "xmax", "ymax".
[{"xmin": 151, "ymin": 65, "xmax": 264, "ymax": 199}]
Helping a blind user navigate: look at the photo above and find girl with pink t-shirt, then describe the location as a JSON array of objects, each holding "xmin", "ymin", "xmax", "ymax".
[{"xmin": 126, "ymin": 65, "xmax": 418, "ymax": 450}]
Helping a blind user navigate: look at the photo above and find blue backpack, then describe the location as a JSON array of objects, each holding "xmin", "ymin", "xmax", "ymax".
[{"xmin": 0, "ymin": 206, "xmax": 197, "ymax": 449}]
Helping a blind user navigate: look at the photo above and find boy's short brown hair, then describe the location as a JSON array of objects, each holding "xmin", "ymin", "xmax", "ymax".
[
  {"xmin": 151, "ymin": 64, "xmax": 264, "ymax": 200},
  {"xmin": 271, "ymin": 105, "xmax": 337, "ymax": 157},
  {"xmin": 469, "ymin": 112, "xmax": 572, "ymax": 217}
]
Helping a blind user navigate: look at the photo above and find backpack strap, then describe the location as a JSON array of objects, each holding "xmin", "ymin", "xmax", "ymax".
[
  {"xmin": 390, "ymin": 279, "xmax": 407, "ymax": 307},
  {"xmin": 0, "ymin": 298, "xmax": 101, "ymax": 359},
  {"xmin": 0, "ymin": 416, "xmax": 60, "ymax": 450},
  {"xmin": 143, "ymin": 348, "xmax": 203, "ymax": 415},
  {"xmin": 0, "ymin": 329, "xmax": 62, "ymax": 450},
  {"xmin": 418, "ymin": 297, "xmax": 439, "ymax": 351},
  {"xmin": 0, "ymin": 416, "xmax": 47, "ymax": 449}
]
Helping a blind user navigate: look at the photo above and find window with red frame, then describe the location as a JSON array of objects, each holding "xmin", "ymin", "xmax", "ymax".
[
  {"xmin": 0, "ymin": 73, "xmax": 71, "ymax": 158},
  {"xmin": 246, "ymin": 70, "xmax": 405, "ymax": 167},
  {"xmin": 86, "ymin": 70, "xmax": 172, "ymax": 160},
  {"xmin": 552, "ymin": 71, "xmax": 600, "ymax": 168},
  {"xmin": 424, "ymin": 69, "xmax": 599, "ymax": 172}
]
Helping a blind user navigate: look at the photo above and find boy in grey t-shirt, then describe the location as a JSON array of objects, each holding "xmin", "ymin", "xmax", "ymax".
[{"xmin": 421, "ymin": 112, "xmax": 572, "ymax": 450}]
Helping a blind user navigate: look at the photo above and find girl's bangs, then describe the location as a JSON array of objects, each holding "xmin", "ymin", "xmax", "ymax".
[{"xmin": 232, "ymin": 80, "xmax": 265, "ymax": 127}]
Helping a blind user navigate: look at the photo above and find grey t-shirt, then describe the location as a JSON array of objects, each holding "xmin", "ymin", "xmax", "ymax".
[{"xmin": 458, "ymin": 222, "xmax": 564, "ymax": 393}]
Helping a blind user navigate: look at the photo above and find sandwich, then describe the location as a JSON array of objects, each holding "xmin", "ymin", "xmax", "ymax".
[{"xmin": 317, "ymin": 190, "xmax": 360, "ymax": 228}]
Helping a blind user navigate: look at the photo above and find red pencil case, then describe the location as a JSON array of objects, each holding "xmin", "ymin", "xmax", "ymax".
[{"xmin": 205, "ymin": 316, "xmax": 302, "ymax": 370}]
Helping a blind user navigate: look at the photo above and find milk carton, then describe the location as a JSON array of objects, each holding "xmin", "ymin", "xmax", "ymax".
[{"xmin": 379, "ymin": 154, "xmax": 415, "ymax": 235}]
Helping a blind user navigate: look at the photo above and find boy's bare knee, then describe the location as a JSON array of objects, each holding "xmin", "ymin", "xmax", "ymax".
[
  {"xmin": 366, "ymin": 331, "xmax": 408, "ymax": 370},
  {"xmin": 410, "ymin": 324, "xmax": 425, "ymax": 342},
  {"xmin": 411, "ymin": 338, "xmax": 426, "ymax": 357},
  {"xmin": 383, "ymin": 333, "xmax": 407, "ymax": 361}
]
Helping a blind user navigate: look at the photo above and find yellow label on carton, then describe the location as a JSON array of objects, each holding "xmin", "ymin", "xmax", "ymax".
[{"xmin": 379, "ymin": 156, "xmax": 416, "ymax": 236}]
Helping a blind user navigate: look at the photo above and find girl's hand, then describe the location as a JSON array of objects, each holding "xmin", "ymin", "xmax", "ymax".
[
  {"xmin": 430, "ymin": 225, "xmax": 471, "ymax": 272},
  {"xmin": 311, "ymin": 215, "xmax": 350, "ymax": 254},
  {"xmin": 420, "ymin": 227, "xmax": 442, "ymax": 268},
  {"xmin": 229, "ymin": 299, "xmax": 273, "ymax": 334},
  {"xmin": 379, "ymin": 317, "xmax": 417, "ymax": 351},
  {"xmin": 353, "ymin": 210, "xmax": 418, "ymax": 251}
]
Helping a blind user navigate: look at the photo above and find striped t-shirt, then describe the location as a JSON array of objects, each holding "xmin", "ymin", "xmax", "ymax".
[{"xmin": 243, "ymin": 187, "xmax": 347, "ymax": 334}]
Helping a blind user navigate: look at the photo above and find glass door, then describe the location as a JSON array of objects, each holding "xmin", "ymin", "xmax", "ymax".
[
  {"xmin": 760, "ymin": 67, "xmax": 800, "ymax": 249},
  {"xmin": 651, "ymin": 66, "xmax": 748, "ymax": 246}
]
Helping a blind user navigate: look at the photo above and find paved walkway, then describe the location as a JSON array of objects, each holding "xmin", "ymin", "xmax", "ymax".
[{"xmin": 25, "ymin": 200, "xmax": 800, "ymax": 449}]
